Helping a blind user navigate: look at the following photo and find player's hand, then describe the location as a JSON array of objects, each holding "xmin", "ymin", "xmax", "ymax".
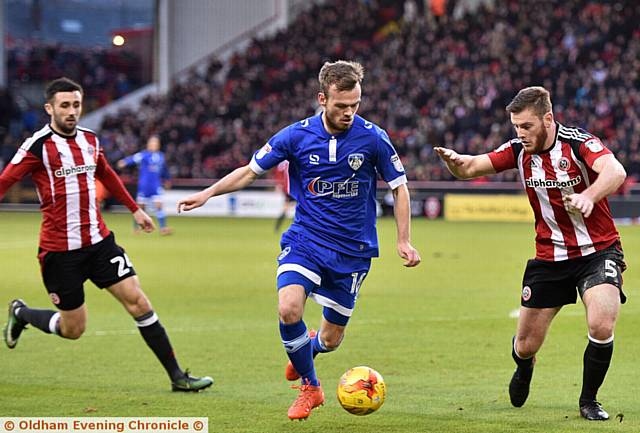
[
  {"xmin": 398, "ymin": 242, "xmax": 421, "ymax": 267},
  {"xmin": 177, "ymin": 191, "xmax": 210, "ymax": 213},
  {"xmin": 133, "ymin": 208, "xmax": 155, "ymax": 233},
  {"xmin": 563, "ymin": 193, "xmax": 595, "ymax": 218},
  {"xmin": 433, "ymin": 147, "xmax": 463, "ymax": 166}
]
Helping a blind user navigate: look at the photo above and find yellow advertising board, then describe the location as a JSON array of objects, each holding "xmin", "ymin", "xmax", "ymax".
[{"xmin": 444, "ymin": 194, "xmax": 533, "ymax": 222}]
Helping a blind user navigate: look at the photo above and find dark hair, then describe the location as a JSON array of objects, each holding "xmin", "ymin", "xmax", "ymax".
[
  {"xmin": 44, "ymin": 77, "xmax": 83, "ymax": 102},
  {"xmin": 318, "ymin": 60, "xmax": 364, "ymax": 95},
  {"xmin": 506, "ymin": 86, "xmax": 552, "ymax": 118}
]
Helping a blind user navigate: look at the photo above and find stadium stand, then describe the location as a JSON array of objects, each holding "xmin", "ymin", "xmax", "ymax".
[
  {"xmin": 6, "ymin": 0, "xmax": 640, "ymax": 184},
  {"xmin": 7, "ymin": 41, "xmax": 144, "ymax": 110}
]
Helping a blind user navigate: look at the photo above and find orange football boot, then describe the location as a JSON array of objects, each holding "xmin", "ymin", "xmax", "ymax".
[{"xmin": 287, "ymin": 381, "xmax": 324, "ymax": 420}]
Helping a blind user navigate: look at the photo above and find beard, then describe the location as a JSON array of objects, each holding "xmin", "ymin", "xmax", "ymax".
[
  {"xmin": 324, "ymin": 115, "xmax": 352, "ymax": 133},
  {"xmin": 53, "ymin": 117, "xmax": 77, "ymax": 135},
  {"xmin": 523, "ymin": 127, "xmax": 549, "ymax": 154},
  {"xmin": 533, "ymin": 127, "xmax": 548, "ymax": 153}
]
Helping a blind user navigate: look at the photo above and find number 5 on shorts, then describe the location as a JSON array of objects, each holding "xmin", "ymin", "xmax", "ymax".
[{"xmin": 604, "ymin": 259, "xmax": 618, "ymax": 278}]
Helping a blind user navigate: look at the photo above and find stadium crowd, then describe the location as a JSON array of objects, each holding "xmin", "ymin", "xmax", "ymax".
[
  {"xmin": 5, "ymin": 0, "xmax": 640, "ymax": 184},
  {"xmin": 103, "ymin": 0, "xmax": 640, "ymax": 183},
  {"xmin": 0, "ymin": 40, "xmax": 146, "ymax": 169},
  {"xmin": 7, "ymin": 40, "xmax": 144, "ymax": 110}
]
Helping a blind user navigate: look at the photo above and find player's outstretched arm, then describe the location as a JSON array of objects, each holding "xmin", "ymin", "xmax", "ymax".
[
  {"xmin": 392, "ymin": 184, "xmax": 421, "ymax": 268},
  {"xmin": 433, "ymin": 147, "xmax": 495, "ymax": 179},
  {"xmin": 178, "ymin": 165, "xmax": 259, "ymax": 213}
]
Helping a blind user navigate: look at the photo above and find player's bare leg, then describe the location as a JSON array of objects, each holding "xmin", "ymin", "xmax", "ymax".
[
  {"xmin": 3, "ymin": 299, "xmax": 85, "ymax": 348},
  {"xmin": 509, "ymin": 306, "xmax": 559, "ymax": 407},
  {"xmin": 578, "ymin": 284, "xmax": 620, "ymax": 420}
]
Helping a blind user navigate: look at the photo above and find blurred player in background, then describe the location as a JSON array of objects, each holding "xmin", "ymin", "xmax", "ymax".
[
  {"xmin": 435, "ymin": 86, "xmax": 627, "ymax": 421},
  {"xmin": 0, "ymin": 77, "xmax": 212, "ymax": 392},
  {"xmin": 178, "ymin": 60, "xmax": 421, "ymax": 420},
  {"xmin": 118, "ymin": 135, "xmax": 173, "ymax": 235},
  {"xmin": 273, "ymin": 160, "xmax": 295, "ymax": 232}
]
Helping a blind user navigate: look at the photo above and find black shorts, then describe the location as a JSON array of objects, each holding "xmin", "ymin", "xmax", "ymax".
[
  {"xmin": 38, "ymin": 232, "xmax": 137, "ymax": 311},
  {"xmin": 521, "ymin": 241, "xmax": 626, "ymax": 308}
]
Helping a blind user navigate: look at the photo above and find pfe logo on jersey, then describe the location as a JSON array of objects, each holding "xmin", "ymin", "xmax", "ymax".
[
  {"xmin": 278, "ymin": 246, "xmax": 291, "ymax": 261},
  {"xmin": 585, "ymin": 138, "xmax": 603, "ymax": 153},
  {"xmin": 348, "ymin": 153, "xmax": 364, "ymax": 171},
  {"xmin": 307, "ymin": 177, "xmax": 359, "ymax": 198},
  {"xmin": 521, "ymin": 286, "xmax": 532, "ymax": 302},
  {"xmin": 557, "ymin": 157, "xmax": 570, "ymax": 171},
  {"xmin": 49, "ymin": 293, "xmax": 61, "ymax": 305},
  {"xmin": 256, "ymin": 143, "xmax": 272, "ymax": 160}
]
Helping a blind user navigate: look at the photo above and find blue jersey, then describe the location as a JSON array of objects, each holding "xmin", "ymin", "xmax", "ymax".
[
  {"xmin": 249, "ymin": 113, "xmax": 407, "ymax": 258},
  {"xmin": 121, "ymin": 150, "xmax": 170, "ymax": 197}
]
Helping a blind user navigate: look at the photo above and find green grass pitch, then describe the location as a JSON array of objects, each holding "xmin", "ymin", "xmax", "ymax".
[{"xmin": 1, "ymin": 211, "xmax": 638, "ymax": 432}]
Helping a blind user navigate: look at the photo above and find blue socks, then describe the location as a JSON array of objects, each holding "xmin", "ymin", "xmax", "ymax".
[
  {"xmin": 156, "ymin": 208, "xmax": 167, "ymax": 229},
  {"xmin": 280, "ymin": 321, "xmax": 319, "ymax": 386}
]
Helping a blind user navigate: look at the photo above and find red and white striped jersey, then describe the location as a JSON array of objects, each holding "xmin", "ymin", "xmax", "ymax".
[
  {"xmin": 0, "ymin": 124, "xmax": 138, "ymax": 251},
  {"xmin": 488, "ymin": 122, "xmax": 619, "ymax": 261}
]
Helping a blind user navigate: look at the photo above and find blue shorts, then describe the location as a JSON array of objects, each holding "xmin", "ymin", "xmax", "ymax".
[
  {"xmin": 276, "ymin": 230, "xmax": 371, "ymax": 326},
  {"xmin": 136, "ymin": 186, "xmax": 164, "ymax": 206}
]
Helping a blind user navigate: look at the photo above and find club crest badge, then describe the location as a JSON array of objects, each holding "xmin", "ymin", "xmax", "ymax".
[
  {"xmin": 49, "ymin": 292, "xmax": 61, "ymax": 305},
  {"xmin": 557, "ymin": 156, "xmax": 570, "ymax": 171},
  {"xmin": 348, "ymin": 153, "xmax": 364, "ymax": 171}
]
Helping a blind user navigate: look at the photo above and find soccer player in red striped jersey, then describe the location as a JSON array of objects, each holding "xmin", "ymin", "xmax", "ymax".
[
  {"xmin": 435, "ymin": 86, "xmax": 627, "ymax": 421},
  {"xmin": 0, "ymin": 77, "xmax": 212, "ymax": 392}
]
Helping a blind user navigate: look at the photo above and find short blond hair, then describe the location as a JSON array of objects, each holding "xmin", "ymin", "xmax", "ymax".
[{"xmin": 318, "ymin": 60, "xmax": 364, "ymax": 95}]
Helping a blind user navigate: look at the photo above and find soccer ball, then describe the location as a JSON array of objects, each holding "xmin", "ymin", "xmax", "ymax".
[{"xmin": 337, "ymin": 366, "xmax": 386, "ymax": 415}]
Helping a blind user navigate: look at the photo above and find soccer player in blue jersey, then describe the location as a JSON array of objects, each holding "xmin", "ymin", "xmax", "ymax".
[
  {"xmin": 177, "ymin": 60, "xmax": 421, "ymax": 420},
  {"xmin": 118, "ymin": 135, "xmax": 173, "ymax": 235}
]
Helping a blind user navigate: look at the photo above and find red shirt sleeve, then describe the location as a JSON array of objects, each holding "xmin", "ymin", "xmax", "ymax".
[
  {"xmin": 487, "ymin": 140, "xmax": 518, "ymax": 173},
  {"xmin": 580, "ymin": 137, "xmax": 612, "ymax": 167},
  {"xmin": 95, "ymin": 151, "xmax": 139, "ymax": 213},
  {"xmin": 0, "ymin": 150, "xmax": 41, "ymax": 201}
]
